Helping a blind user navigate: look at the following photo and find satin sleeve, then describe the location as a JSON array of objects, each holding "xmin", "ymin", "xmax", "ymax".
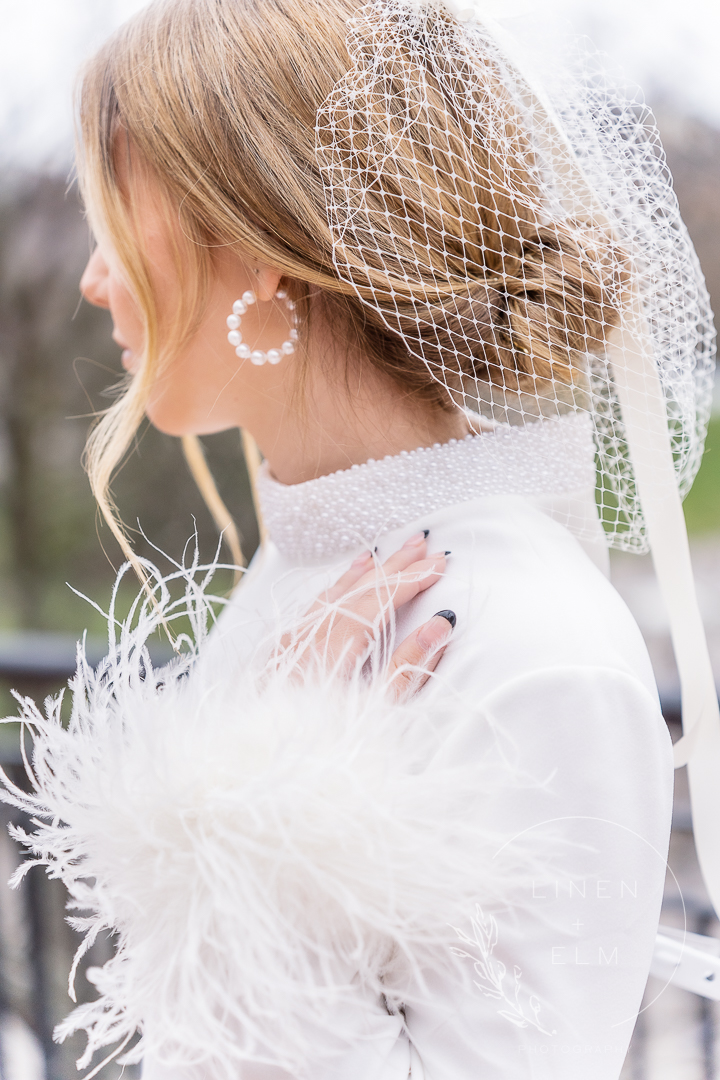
[
  {"xmin": 402, "ymin": 665, "xmax": 674, "ymax": 1080},
  {"xmin": 142, "ymin": 665, "xmax": 673, "ymax": 1080}
]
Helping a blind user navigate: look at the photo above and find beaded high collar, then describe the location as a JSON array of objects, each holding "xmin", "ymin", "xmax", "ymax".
[{"xmin": 256, "ymin": 413, "xmax": 595, "ymax": 565}]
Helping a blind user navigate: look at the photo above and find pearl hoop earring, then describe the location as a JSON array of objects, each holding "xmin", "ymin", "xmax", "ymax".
[{"xmin": 226, "ymin": 289, "xmax": 299, "ymax": 366}]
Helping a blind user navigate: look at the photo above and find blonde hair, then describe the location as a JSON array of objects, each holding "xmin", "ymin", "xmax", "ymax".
[{"xmin": 76, "ymin": 0, "xmax": 614, "ymax": 570}]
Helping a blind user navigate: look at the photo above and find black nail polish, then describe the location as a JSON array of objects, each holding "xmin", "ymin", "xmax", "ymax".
[
  {"xmin": 444, "ymin": 550, "xmax": 452, "ymax": 556},
  {"xmin": 374, "ymin": 546, "xmax": 379, "ymax": 553},
  {"xmin": 422, "ymin": 529, "xmax": 430, "ymax": 539},
  {"xmin": 434, "ymin": 609, "xmax": 456, "ymax": 629}
]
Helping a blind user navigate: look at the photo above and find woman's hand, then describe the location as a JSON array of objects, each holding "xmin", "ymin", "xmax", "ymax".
[{"xmin": 280, "ymin": 531, "xmax": 455, "ymax": 701}]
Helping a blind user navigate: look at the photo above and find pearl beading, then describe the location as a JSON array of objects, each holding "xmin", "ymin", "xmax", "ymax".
[
  {"xmin": 226, "ymin": 289, "xmax": 299, "ymax": 366},
  {"xmin": 257, "ymin": 412, "xmax": 597, "ymax": 564}
]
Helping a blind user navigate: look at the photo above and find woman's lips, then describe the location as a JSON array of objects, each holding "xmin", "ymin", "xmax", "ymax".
[
  {"xmin": 114, "ymin": 334, "xmax": 140, "ymax": 373},
  {"xmin": 113, "ymin": 329, "xmax": 136, "ymax": 372}
]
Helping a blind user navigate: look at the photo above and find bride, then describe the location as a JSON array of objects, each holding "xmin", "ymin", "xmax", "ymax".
[{"xmin": 4, "ymin": 0, "xmax": 712, "ymax": 1076}]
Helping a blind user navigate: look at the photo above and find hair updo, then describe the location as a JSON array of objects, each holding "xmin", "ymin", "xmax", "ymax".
[{"xmin": 77, "ymin": 0, "xmax": 615, "ymax": 562}]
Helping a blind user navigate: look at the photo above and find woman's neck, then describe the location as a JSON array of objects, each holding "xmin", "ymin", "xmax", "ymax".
[{"xmin": 250, "ymin": 356, "xmax": 469, "ymax": 487}]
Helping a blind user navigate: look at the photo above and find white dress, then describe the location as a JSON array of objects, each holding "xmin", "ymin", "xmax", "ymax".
[
  {"xmin": 2, "ymin": 415, "xmax": 672, "ymax": 1080},
  {"xmin": 140, "ymin": 413, "xmax": 673, "ymax": 1080}
]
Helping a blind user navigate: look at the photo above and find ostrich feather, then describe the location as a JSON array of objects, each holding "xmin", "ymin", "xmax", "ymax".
[{"xmin": 0, "ymin": 555, "xmax": 538, "ymax": 1077}]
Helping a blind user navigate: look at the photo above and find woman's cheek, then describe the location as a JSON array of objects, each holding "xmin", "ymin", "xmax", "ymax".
[
  {"xmin": 108, "ymin": 277, "xmax": 146, "ymax": 363},
  {"xmin": 143, "ymin": 323, "xmax": 244, "ymax": 436}
]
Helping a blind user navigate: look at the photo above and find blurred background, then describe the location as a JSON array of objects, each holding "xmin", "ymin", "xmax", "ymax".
[{"xmin": 0, "ymin": 0, "xmax": 718, "ymax": 1077}]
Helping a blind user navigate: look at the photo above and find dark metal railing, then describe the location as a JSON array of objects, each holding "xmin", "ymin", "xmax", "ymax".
[{"xmin": 0, "ymin": 634, "xmax": 164, "ymax": 1080}]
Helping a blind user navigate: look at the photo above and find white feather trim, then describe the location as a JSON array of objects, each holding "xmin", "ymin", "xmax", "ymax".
[{"xmin": 0, "ymin": 557, "xmax": 535, "ymax": 1078}]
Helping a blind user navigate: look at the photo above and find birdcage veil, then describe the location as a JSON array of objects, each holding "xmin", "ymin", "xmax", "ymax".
[
  {"xmin": 314, "ymin": 0, "xmax": 715, "ymax": 553},
  {"xmin": 315, "ymin": 0, "xmax": 720, "ymax": 918}
]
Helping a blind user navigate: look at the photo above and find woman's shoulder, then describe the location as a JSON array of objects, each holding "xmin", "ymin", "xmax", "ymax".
[
  {"xmin": 397, "ymin": 494, "xmax": 658, "ymax": 703},
  {"xmin": 409, "ymin": 497, "xmax": 672, "ymax": 791}
]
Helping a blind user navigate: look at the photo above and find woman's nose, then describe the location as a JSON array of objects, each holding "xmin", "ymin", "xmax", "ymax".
[{"xmin": 80, "ymin": 246, "xmax": 111, "ymax": 309}]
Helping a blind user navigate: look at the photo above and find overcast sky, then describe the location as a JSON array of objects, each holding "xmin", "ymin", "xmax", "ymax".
[{"xmin": 1, "ymin": 0, "xmax": 718, "ymax": 172}]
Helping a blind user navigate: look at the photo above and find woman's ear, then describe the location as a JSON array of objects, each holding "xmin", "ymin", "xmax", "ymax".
[{"xmin": 254, "ymin": 264, "xmax": 284, "ymax": 302}]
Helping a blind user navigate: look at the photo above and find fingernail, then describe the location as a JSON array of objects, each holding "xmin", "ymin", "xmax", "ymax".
[
  {"xmin": 444, "ymin": 550, "xmax": 452, "ymax": 556},
  {"xmin": 403, "ymin": 531, "xmax": 428, "ymax": 548},
  {"xmin": 434, "ymin": 609, "xmax": 457, "ymax": 628},
  {"xmin": 422, "ymin": 529, "xmax": 430, "ymax": 539},
  {"xmin": 351, "ymin": 550, "xmax": 373, "ymax": 568}
]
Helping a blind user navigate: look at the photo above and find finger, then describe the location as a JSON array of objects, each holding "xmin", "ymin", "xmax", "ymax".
[
  {"xmin": 278, "ymin": 552, "xmax": 371, "ymax": 650},
  {"xmin": 322, "ymin": 552, "xmax": 448, "ymax": 666},
  {"xmin": 350, "ymin": 552, "xmax": 448, "ymax": 625},
  {"xmin": 386, "ymin": 610, "xmax": 456, "ymax": 702},
  {"xmin": 282, "ymin": 547, "xmax": 378, "ymax": 650},
  {"xmin": 317, "ymin": 549, "xmax": 375, "ymax": 607},
  {"xmin": 373, "ymin": 530, "xmax": 429, "ymax": 577},
  {"xmin": 316, "ymin": 530, "xmax": 430, "ymax": 612}
]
